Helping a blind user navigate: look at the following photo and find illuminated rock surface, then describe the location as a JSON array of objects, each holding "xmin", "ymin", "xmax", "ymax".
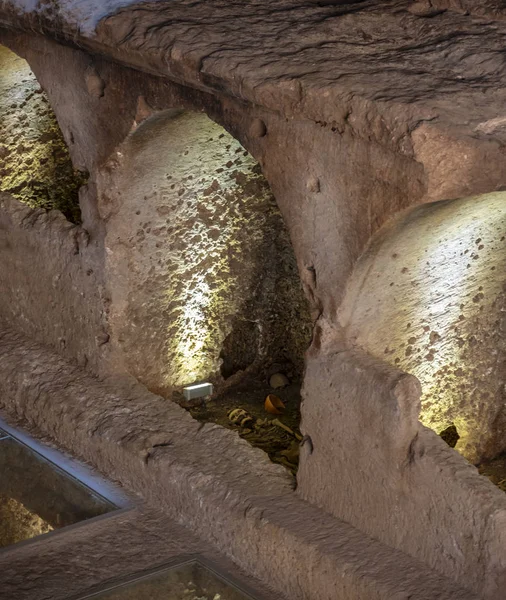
[
  {"xmin": 340, "ymin": 192, "xmax": 506, "ymax": 463},
  {"xmin": 1, "ymin": 1, "xmax": 506, "ymax": 598},
  {"xmin": 0, "ymin": 45, "xmax": 84, "ymax": 222},
  {"xmin": 0, "ymin": 496, "xmax": 52, "ymax": 548},
  {"xmin": 0, "ymin": 330, "xmax": 478, "ymax": 600},
  {"xmin": 99, "ymin": 111, "xmax": 311, "ymax": 393}
]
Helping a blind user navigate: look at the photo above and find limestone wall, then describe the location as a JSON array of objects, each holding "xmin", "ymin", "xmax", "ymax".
[
  {"xmin": 339, "ymin": 192, "xmax": 506, "ymax": 463},
  {"xmin": 0, "ymin": 33, "xmax": 311, "ymax": 394},
  {"xmin": 0, "ymin": 328, "xmax": 477, "ymax": 600},
  {"xmin": 97, "ymin": 110, "xmax": 311, "ymax": 394},
  {"xmin": 298, "ymin": 347, "xmax": 506, "ymax": 599},
  {"xmin": 0, "ymin": 193, "xmax": 106, "ymax": 372},
  {"xmin": 2, "ymin": 24, "xmax": 506, "ymax": 600},
  {"xmin": 0, "ymin": 45, "xmax": 84, "ymax": 222}
]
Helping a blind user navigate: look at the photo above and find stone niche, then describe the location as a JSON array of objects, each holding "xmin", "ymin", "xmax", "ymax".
[
  {"xmin": 0, "ymin": 44, "xmax": 105, "ymax": 373},
  {"xmin": 298, "ymin": 195, "xmax": 506, "ymax": 599},
  {"xmin": 0, "ymin": 34, "xmax": 311, "ymax": 400},
  {"xmin": 97, "ymin": 109, "xmax": 312, "ymax": 396},
  {"xmin": 339, "ymin": 191, "xmax": 506, "ymax": 464},
  {"xmin": 0, "ymin": 45, "xmax": 84, "ymax": 222}
]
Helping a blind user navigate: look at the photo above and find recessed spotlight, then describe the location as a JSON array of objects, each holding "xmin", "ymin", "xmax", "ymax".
[{"xmin": 183, "ymin": 382, "xmax": 213, "ymax": 401}]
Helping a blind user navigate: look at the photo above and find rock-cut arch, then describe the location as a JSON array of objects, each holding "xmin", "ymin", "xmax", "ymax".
[
  {"xmin": 0, "ymin": 44, "xmax": 84, "ymax": 222},
  {"xmin": 339, "ymin": 191, "xmax": 506, "ymax": 464},
  {"xmin": 96, "ymin": 108, "xmax": 312, "ymax": 396}
]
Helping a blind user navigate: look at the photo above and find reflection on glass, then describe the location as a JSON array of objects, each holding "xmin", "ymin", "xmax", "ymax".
[
  {"xmin": 0, "ymin": 435, "xmax": 115, "ymax": 548},
  {"xmin": 81, "ymin": 560, "xmax": 259, "ymax": 600}
]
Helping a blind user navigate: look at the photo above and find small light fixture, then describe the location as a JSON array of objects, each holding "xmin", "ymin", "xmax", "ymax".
[{"xmin": 183, "ymin": 382, "xmax": 213, "ymax": 401}]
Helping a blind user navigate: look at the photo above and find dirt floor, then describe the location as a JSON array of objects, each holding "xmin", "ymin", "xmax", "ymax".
[
  {"xmin": 187, "ymin": 384, "xmax": 506, "ymax": 491},
  {"xmin": 184, "ymin": 379, "xmax": 302, "ymax": 477},
  {"xmin": 0, "ymin": 45, "xmax": 84, "ymax": 222}
]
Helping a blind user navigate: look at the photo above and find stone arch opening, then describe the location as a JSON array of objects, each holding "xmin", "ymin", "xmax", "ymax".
[
  {"xmin": 97, "ymin": 108, "xmax": 312, "ymax": 471},
  {"xmin": 339, "ymin": 191, "xmax": 506, "ymax": 487},
  {"xmin": 0, "ymin": 45, "xmax": 85, "ymax": 223}
]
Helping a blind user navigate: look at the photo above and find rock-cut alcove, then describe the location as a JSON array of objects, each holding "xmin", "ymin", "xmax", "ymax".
[
  {"xmin": 96, "ymin": 108, "xmax": 312, "ymax": 469},
  {"xmin": 339, "ymin": 191, "xmax": 506, "ymax": 479},
  {"xmin": 0, "ymin": 43, "xmax": 105, "ymax": 369},
  {"xmin": 0, "ymin": 45, "xmax": 85, "ymax": 222}
]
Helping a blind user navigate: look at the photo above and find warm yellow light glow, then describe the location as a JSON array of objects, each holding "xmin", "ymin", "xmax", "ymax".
[
  {"xmin": 102, "ymin": 109, "xmax": 309, "ymax": 398},
  {"xmin": 0, "ymin": 45, "xmax": 84, "ymax": 222},
  {"xmin": 171, "ymin": 277, "xmax": 214, "ymax": 384},
  {"xmin": 340, "ymin": 192, "xmax": 506, "ymax": 460},
  {"xmin": 149, "ymin": 113, "xmax": 276, "ymax": 388}
]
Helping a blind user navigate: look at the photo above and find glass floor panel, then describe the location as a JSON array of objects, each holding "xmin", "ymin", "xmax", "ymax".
[
  {"xmin": 0, "ymin": 425, "xmax": 118, "ymax": 549},
  {"xmin": 77, "ymin": 559, "xmax": 261, "ymax": 600}
]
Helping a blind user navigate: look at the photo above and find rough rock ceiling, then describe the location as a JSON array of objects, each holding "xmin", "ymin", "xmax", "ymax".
[{"xmin": 1, "ymin": 0, "xmax": 506, "ymax": 152}]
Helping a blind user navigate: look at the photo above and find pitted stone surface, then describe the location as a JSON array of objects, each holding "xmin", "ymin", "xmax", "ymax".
[
  {"xmin": 99, "ymin": 110, "xmax": 311, "ymax": 393},
  {"xmin": 339, "ymin": 191, "xmax": 506, "ymax": 463},
  {"xmin": 0, "ymin": 330, "xmax": 293, "ymax": 490},
  {"xmin": 298, "ymin": 346, "xmax": 506, "ymax": 599},
  {"xmin": 2, "ymin": 1, "xmax": 505, "ymax": 319},
  {"xmin": 0, "ymin": 328, "xmax": 479, "ymax": 600},
  {"xmin": 0, "ymin": 45, "xmax": 83, "ymax": 221},
  {"xmin": 2, "ymin": 0, "xmax": 506, "ymax": 159},
  {"xmin": 1, "ymin": 2, "xmax": 506, "ymax": 597}
]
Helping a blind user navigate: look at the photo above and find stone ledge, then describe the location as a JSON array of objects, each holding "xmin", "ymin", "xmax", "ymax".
[
  {"xmin": 299, "ymin": 344, "xmax": 506, "ymax": 597},
  {"xmin": 0, "ymin": 502, "xmax": 281, "ymax": 600},
  {"xmin": 0, "ymin": 327, "xmax": 479, "ymax": 600}
]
